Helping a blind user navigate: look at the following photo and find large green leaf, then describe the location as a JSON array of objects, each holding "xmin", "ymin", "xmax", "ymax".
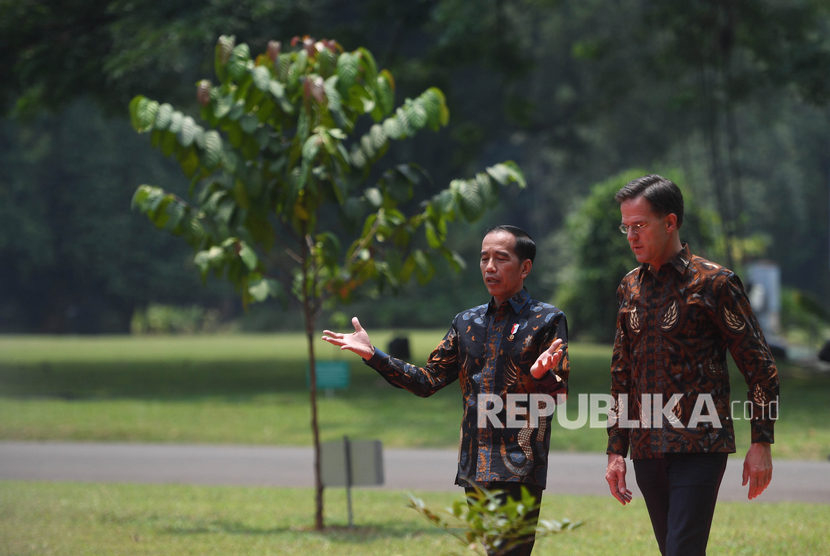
[
  {"xmin": 129, "ymin": 96, "xmax": 158, "ymax": 132},
  {"xmin": 214, "ymin": 35, "xmax": 236, "ymax": 81},
  {"xmin": 248, "ymin": 277, "xmax": 281, "ymax": 302},
  {"xmin": 336, "ymin": 52, "xmax": 359, "ymax": 95}
]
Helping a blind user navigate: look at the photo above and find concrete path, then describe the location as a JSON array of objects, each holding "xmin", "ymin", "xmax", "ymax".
[{"xmin": 1, "ymin": 441, "xmax": 827, "ymax": 503}]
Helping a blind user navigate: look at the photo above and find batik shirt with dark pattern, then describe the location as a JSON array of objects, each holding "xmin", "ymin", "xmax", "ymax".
[
  {"xmin": 607, "ymin": 244, "xmax": 780, "ymax": 459},
  {"xmin": 364, "ymin": 289, "xmax": 568, "ymax": 488}
]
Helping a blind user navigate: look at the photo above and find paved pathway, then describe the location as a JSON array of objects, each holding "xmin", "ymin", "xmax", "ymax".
[{"xmin": 1, "ymin": 442, "xmax": 827, "ymax": 503}]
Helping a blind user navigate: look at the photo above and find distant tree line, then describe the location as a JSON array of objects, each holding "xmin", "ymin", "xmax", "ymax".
[{"xmin": 2, "ymin": 0, "xmax": 829, "ymax": 336}]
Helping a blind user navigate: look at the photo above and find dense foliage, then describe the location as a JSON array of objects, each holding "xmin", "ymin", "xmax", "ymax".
[{"xmin": 2, "ymin": 0, "xmax": 829, "ymax": 334}]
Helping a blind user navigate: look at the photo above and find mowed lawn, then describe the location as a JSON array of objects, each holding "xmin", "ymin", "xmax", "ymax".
[
  {"xmin": 1, "ymin": 334, "xmax": 829, "ymax": 555},
  {"xmin": 0, "ymin": 333, "xmax": 826, "ymax": 460},
  {"xmin": 1, "ymin": 482, "xmax": 829, "ymax": 555}
]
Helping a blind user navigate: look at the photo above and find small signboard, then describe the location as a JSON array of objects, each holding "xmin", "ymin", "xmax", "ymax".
[
  {"xmin": 321, "ymin": 438, "xmax": 384, "ymax": 487},
  {"xmin": 307, "ymin": 361, "xmax": 350, "ymax": 391},
  {"xmin": 320, "ymin": 436, "xmax": 384, "ymax": 527}
]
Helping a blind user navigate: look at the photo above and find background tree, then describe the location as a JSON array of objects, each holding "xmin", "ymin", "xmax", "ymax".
[
  {"xmin": 2, "ymin": 0, "xmax": 829, "ymax": 336},
  {"xmin": 130, "ymin": 35, "xmax": 526, "ymax": 530}
]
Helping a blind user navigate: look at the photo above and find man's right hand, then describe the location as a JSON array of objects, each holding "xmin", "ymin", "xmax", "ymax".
[
  {"xmin": 321, "ymin": 317, "xmax": 375, "ymax": 360},
  {"xmin": 605, "ymin": 453, "xmax": 633, "ymax": 505}
]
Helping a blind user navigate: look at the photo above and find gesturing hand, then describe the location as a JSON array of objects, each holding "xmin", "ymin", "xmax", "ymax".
[
  {"xmin": 321, "ymin": 317, "xmax": 375, "ymax": 360},
  {"xmin": 530, "ymin": 338, "xmax": 565, "ymax": 379}
]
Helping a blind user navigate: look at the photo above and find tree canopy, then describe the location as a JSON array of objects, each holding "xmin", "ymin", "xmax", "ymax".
[{"xmin": 2, "ymin": 0, "xmax": 829, "ymax": 334}]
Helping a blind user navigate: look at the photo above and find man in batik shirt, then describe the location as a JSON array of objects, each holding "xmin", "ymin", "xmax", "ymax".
[
  {"xmin": 323, "ymin": 225, "xmax": 569, "ymax": 555},
  {"xmin": 604, "ymin": 175, "xmax": 780, "ymax": 556}
]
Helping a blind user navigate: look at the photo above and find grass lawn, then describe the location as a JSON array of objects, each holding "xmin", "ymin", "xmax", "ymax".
[
  {"xmin": 1, "ymin": 481, "xmax": 828, "ymax": 555},
  {"xmin": 1, "ymin": 334, "xmax": 828, "ymax": 555},
  {"xmin": 0, "ymin": 333, "xmax": 828, "ymax": 459}
]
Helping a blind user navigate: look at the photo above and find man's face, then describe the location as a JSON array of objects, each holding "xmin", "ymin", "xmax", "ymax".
[
  {"xmin": 619, "ymin": 195, "xmax": 676, "ymax": 269},
  {"xmin": 480, "ymin": 230, "xmax": 531, "ymax": 305}
]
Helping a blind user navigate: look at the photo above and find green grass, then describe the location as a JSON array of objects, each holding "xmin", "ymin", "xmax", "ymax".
[
  {"xmin": 1, "ymin": 481, "xmax": 827, "ymax": 555},
  {"xmin": 0, "ymin": 334, "xmax": 828, "ymax": 459}
]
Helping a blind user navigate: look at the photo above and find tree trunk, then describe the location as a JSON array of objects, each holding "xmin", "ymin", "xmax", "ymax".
[
  {"xmin": 305, "ymin": 310, "xmax": 324, "ymax": 530},
  {"xmin": 301, "ymin": 234, "xmax": 325, "ymax": 531}
]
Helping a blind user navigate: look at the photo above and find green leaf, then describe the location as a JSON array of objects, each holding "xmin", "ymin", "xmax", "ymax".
[
  {"xmin": 248, "ymin": 278, "xmax": 281, "ymax": 302},
  {"xmin": 194, "ymin": 245, "xmax": 225, "ymax": 274},
  {"xmin": 179, "ymin": 116, "xmax": 199, "ymax": 147},
  {"xmin": 369, "ymin": 124, "xmax": 386, "ymax": 151},
  {"xmin": 425, "ymin": 220, "xmax": 442, "ymax": 248},
  {"xmin": 228, "ymin": 43, "xmax": 252, "ymax": 81},
  {"xmin": 178, "ymin": 147, "xmax": 200, "ymax": 178},
  {"xmin": 268, "ymin": 80, "xmax": 292, "ymax": 113},
  {"xmin": 317, "ymin": 47, "xmax": 338, "ymax": 78},
  {"xmin": 356, "ymin": 47, "xmax": 378, "ymax": 84},
  {"xmin": 239, "ymin": 114, "xmax": 258, "ymax": 134},
  {"xmin": 485, "ymin": 161, "xmax": 527, "ymax": 189},
  {"xmin": 238, "ymin": 242, "xmax": 258, "ymax": 270},
  {"xmin": 375, "ymin": 70, "xmax": 395, "ymax": 116},
  {"xmin": 129, "ymin": 96, "xmax": 159, "ymax": 132},
  {"xmin": 454, "ymin": 178, "xmax": 485, "ymax": 221},
  {"xmin": 422, "ymin": 87, "xmax": 449, "ymax": 129},
  {"xmin": 202, "ymin": 131, "xmax": 223, "ymax": 168},
  {"xmin": 215, "ymin": 35, "xmax": 236, "ymax": 81},
  {"xmin": 155, "ymin": 103, "xmax": 174, "ymax": 129},
  {"xmin": 161, "ymin": 130, "xmax": 177, "ymax": 157},
  {"xmin": 365, "ymin": 187, "xmax": 382, "ymax": 208},
  {"xmin": 336, "ymin": 52, "xmax": 359, "ymax": 95},
  {"xmin": 302, "ymin": 135, "xmax": 321, "ymax": 164},
  {"xmin": 382, "ymin": 117, "xmax": 403, "ymax": 139},
  {"xmin": 168, "ymin": 111, "xmax": 183, "ymax": 134},
  {"xmin": 251, "ymin": 65, "xmax": 271, "ymax": 91}
]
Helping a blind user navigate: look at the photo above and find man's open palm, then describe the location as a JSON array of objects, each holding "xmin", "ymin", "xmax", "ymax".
[{"xmin": 321, "ymin": 317, "xmax": 374, "ymax": 360}]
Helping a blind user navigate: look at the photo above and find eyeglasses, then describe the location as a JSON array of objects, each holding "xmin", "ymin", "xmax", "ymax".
[{"xmin": 618, "ymin": 222, "xmax": 649, "ymax": 235}]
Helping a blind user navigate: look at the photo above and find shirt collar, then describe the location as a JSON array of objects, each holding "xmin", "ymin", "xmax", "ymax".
[
  {"xmin": 638, "ymin": 243, "xmax": 692, "ymax": 279},
  {"xmin": 488, "ymin": 288, "xmax": 530, "ymax": 315}
]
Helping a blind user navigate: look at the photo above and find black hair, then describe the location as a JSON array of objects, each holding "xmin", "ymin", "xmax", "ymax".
[
  {"xmin": 485, "ymin": 225, "xmax": 536, "ymax": 263},
  {"xmin": 615, "ymin": 174, "xmax": 684, "ymax": 228}
]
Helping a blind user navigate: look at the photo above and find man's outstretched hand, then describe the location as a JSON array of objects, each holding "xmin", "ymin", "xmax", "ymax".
[
  {"xmin": 530, "ymin": 338, "xmax": 566, "ymax": 379},
  {"xmin": 321, "ymin": 317, "xmax": 375, "ymax": 360}
]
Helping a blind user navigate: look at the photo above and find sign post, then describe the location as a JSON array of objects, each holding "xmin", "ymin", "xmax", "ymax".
[{"xmin": 320, "ymin": 436, "xmax": 384, "ymax": 527}]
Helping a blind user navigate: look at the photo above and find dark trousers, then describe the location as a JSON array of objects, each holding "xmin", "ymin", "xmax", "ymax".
[
  {"xmin": 464, "ymin": 482, "xmax": 543, "ymax": 556},
  {"xmin": 634, "ymin": 453, "xmax": 728, "ymax": 556}
]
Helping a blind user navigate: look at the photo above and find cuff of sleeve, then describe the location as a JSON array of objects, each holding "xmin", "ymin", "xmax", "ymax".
[
  {"xmin": 363, "ymin": 347, "xmax": 387, "ymax": 366},
  {"xmin": 751, "ymin": 420, "xmax": 775, "ymax": 444},
  {"xmin": 606, "ymin": 433, "xmax": 629, "ymax": 457}
]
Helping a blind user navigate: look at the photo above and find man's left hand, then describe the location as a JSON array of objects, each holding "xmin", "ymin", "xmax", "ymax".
[
  {"xmin": 530, "ymin": 338, "xmax": 565, "ymax": 379},
  {"xmin": 742, "ymin": 442, "xmax": 773, "ymax": 500}
]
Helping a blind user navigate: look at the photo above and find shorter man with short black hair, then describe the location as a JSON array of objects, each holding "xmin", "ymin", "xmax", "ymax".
[{"xmin": 323, "ymin": 225, "xmax": 569, "ymax": 555}]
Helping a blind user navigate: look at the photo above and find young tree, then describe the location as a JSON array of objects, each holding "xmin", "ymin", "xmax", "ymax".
[{"xmin": 129, "ymin": 35, "xmax": 525, "ymax": 530}]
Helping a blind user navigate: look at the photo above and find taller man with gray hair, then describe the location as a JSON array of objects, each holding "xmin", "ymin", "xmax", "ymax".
[{"xmin": 604, "ymin": 174, "xmax": 780, "ymax": 555}]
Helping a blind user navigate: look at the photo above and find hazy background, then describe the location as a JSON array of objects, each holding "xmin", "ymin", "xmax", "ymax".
[{"xmin": 2, "ymin": 0, "xmax": 828, "ymax": 344}]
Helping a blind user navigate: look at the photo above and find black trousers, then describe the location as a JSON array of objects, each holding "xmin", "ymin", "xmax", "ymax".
[
  {"xmin": 634, "ymin": 453, "xmax": 728, "ymax": 556},
  {"xmin": 464, "ymin": 482, "xmax": 543, "ymax": 556}
]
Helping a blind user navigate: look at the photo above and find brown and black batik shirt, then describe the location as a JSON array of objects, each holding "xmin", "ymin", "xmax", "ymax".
[
  {"xmin": 364, "ymin": 289, "xmax": 569, "ymax": 488},
  {"xmin": 607, "ymin": 244, "xmax": 779, "ymax": 460}
]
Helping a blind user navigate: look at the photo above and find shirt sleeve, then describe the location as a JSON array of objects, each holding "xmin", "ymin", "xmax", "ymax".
[
  {"xmin": 363, "ymin": 326, "xmax": 460, "ymax": 398},
  {"xmin": 713, "ymin": 273, "xmax": 780, "ymax": 444},
  {"xmin": 607, "ymin": 282, "xmax": 631, "ymax": 457},
  {"xmin": 533, "ymin": 311, "xmax": 569, "ymax": 397}
]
